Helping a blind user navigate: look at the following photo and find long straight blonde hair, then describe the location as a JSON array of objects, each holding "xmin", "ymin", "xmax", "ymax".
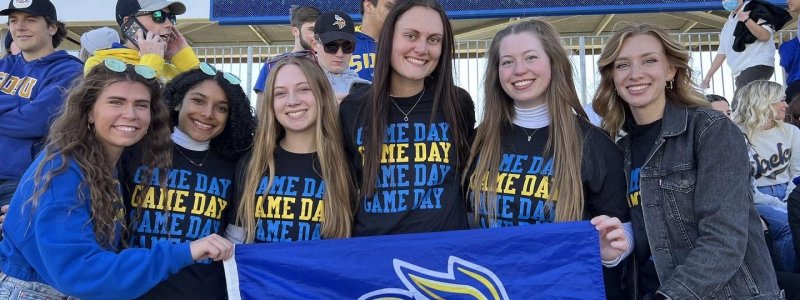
[
  {"xmin": 236, "ymin": 57, "xmax": 353, "ymax": 242},
  {"xmin": 465, "ymin": 20, "xmax": 589, "ymax": 224}
]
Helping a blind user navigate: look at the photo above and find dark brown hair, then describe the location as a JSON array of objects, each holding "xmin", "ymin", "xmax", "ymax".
[{"xmin": 359, "ymin": 0, "xmax": 471, "ymax": 197}]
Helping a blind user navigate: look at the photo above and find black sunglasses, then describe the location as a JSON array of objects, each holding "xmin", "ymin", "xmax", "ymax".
[
  {"xmin": 322, "ymin": 41, "xmax": 355, "ymax": 54},
  {"xmin": 134, "ymin": 10, "xmax": 177, "ymax": 25}
]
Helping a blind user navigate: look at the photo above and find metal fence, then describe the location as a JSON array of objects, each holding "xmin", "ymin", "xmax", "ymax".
[{"xmin": 195, "ymin": 30, "xmax": 797, "ymax": 119}]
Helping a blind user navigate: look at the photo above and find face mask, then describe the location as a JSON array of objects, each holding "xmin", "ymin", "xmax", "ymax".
[{"xmin": 723, "ymin": 0, "xmax": 739, "ymax": 12}]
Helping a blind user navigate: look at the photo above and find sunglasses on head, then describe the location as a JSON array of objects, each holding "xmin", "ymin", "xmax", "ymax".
[
  {"xmin": 322, "ymin": 41, "xmax": 355, "ymax": 54},
  {"xmin": 198, "ymin": 62, "xmax": 242, "ymax": 85},
  {"xmin": 267, "ymin": 50, "xmax": 317, "ymax": 67},
  {"xmin": 134, "ymin": 10, "xmax": 177, "ymax": 25},
  {"xmin": 103, "ymin": 58, "xmax": 157, "ymax": 79}
]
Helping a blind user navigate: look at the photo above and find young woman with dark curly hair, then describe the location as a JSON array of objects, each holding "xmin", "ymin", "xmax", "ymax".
[
  {"xmin": 0, "ymin": 59, "xmax": 232, "ymax": 299},
  {"xmin": 120, "ymin": 64, "xmax": 255, "ymax": 299}
]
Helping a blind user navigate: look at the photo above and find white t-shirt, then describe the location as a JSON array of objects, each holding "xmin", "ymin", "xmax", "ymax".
[
  {"xmin": 750, "ymin": 124, "xmax": 800, "ymax": 187},
  {"xmin": 719, "ymin": 4, "xmax": 776, "ymax": 76}
]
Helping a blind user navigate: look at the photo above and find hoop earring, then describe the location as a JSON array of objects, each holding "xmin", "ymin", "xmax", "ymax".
[
  {"xmin": 87, "ymin": 122, "xmax": 93, "ymax": 132},
  {"xmin": 666, "ymin": 79, "xmax": 674, "ymax": 90}
]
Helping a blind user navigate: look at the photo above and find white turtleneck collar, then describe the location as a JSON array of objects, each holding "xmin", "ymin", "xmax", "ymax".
[
  {"xmin": 171, "ymin": 127, "xmax": 210, "ymax": 151},
  {"xmin": 512, "ymin": 103, "xmax": 549, "ymax": 129}
]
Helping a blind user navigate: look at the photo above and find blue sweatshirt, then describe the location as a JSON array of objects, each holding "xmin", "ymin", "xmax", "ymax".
[
  {"xmin": 0, "ymin": 152, "xmax": 194, "ymax": 300},
  {"xmin": 780, "ymin": 38, "xmax": 800, "ymax": 85},
  {"xmin": 350, "ymin": 28, "xmax": 377, "ymax": 82},
  {"xmin": 0, "ymin": 51, "xmax": 83, "ymax": 180}
]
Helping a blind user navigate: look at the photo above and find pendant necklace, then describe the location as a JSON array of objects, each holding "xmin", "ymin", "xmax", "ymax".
[
  {"xmin": 390, "ymin": 89, "xmax": 425, "ymax": 122},
  {"xmin": 521, "ymin": 127, "xmax": 541, "ymax": 142},
  {"xmin": 175, "ymin": 146, "xmax": 210, "ymax": 167}
]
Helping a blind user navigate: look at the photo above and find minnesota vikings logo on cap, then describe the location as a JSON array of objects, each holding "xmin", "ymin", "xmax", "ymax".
[
  {"xmin": 315, "ymin": 11, "xmax": 355, "ymax": 44},
  {"xmin": 11, "ymin": 0, "xmax": 32, "ymax": 8},
  {"xmin": 333, "ymin": 14, "xmax": 347, "ymax": 30}
]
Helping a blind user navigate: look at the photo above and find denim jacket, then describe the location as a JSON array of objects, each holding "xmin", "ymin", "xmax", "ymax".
[{"xmin": 619, "ymin": 101, "xmax": 781, "ymax": 299}]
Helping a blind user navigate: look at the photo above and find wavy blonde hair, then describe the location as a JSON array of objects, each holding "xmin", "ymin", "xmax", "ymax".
[
  {"xmin": 465, "ymin": 20, "xmax": 589, "ymax": 223},
  {"xmin": 733, "ymin": 80, "xmax": 787, "ymax": 139},
  {"xmin": 237, "ymin": 56, "xmax": 353, "ymax": 242},
  {"xmin": 29, "ymin": 62, "xmax": 172, "ymax": 249},
  {"xmin": 593, "ymin": 23, "xmax": 706, "ymax": 138}
]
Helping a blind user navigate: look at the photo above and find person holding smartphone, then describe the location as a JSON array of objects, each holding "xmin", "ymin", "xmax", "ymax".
[
  {"xmin": 312, "ymin": 11, "xmax": 370, "ymax": 103},
  {"xmin": 83, "ymin": 0, "xmax": 200, "ymax": 80}
]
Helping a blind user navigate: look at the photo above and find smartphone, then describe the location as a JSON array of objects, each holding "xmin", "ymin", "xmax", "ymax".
[
  {"xmin": 349, "ymin": 81, "xmax": 370, "ymax": 93},
  {"xmin": 120, "ymin": 17, "xmax": 148, "ymax": 48}
]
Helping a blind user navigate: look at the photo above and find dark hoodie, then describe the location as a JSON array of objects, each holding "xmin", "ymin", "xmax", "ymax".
[
  {"xmin": 0, "ymin": 50, "xmax": 83, "ymax": 180},
  {"xmin": 733, "ymin": 0, "xmax": 792, "ymax": 52}
]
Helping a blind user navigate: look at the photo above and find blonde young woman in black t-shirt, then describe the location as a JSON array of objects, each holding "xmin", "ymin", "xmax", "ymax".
[
  {"xmin": 465, "ymin": 20, "xmax": 632, "ymax": 298},
  {"xmin": 230, "ymin": 56, "xmax": 354, "ymax": 243}
]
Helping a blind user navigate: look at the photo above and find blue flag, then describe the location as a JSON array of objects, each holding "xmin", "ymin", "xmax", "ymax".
[{"xmin": 224, "ymin": 221, "xmax": 605, "ymax": 299}]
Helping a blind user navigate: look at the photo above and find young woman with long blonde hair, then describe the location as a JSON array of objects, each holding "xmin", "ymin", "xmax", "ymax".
[
  {"xmin": 466, "ymin": 19, "xmax": 631, "ymax": 298},
  {"xmin": 229, "ymin": 55, "xmax": 354, "ymax": 243}
]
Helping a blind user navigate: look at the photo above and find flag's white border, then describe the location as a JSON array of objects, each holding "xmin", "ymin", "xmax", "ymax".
[{"xmin": 223, "ymin": 246, "xmax": 242, "ymax": 300}]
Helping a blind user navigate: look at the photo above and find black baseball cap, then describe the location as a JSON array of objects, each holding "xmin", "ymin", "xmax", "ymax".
[
  {"xmin": 0, "ymin": 0, "xmax": 57, "ymax": 19},
  {"xmin": 314, "ymin": 11, "xmax": 355, "ymax": 44},
  {"xmin": 116, "ymin": 0, "xmax": 186, "ymax": 26}
]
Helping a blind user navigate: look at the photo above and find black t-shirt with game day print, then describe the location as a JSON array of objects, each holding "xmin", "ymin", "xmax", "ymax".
[
  {"xmin": 120, "ymin": 143, "xmax": 233, "ymax": 300},
  {"xmin": 626, "ymin": 118, "xmax": 663, "ymax": 297},
  {"xmin": 474, "ymin": 121, "xmax": 630, "ymax": 228},
  {"xmin": 471, "ymin": 120, "xmax": 630, "ymax": 299},
  {"xmin": 339, "ymin": 85, "xmax": 476, "ymax": 236},
  {"xmin": 233, "ymin": 146, "xmax": 326, "ymax": 242}
]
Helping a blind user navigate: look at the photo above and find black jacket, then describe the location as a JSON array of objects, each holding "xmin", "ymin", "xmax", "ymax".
[{"xmin": 733, "ymin": 0, "xmax": 792, "ymax": 52}]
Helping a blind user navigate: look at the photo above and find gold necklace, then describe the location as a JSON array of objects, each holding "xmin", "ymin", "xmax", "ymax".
[
  {"xmin": 175, "ymin": 146, "xmax": 210, "ymax": 167},
  {"xmin": 520, "ymin": 127, "xmax": 541, "ymax": 142}
]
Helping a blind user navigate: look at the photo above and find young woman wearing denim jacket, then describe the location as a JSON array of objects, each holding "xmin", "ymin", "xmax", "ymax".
[{"xmin": 593, "ymin": 23, "xmax": 781, "ymax": 299}]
